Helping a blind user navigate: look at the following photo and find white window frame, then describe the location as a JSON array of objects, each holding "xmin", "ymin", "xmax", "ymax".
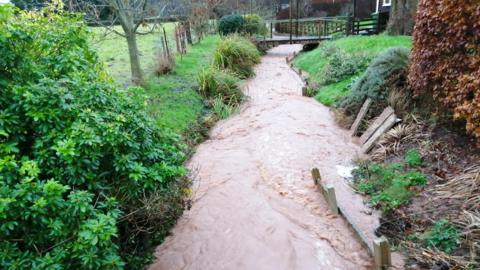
[{"xmin": 383, "ymin": 0, "xmax": 391, "ymax": 6}]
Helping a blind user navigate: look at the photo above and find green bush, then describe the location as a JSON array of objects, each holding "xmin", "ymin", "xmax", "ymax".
[
  {"xmin": 340, "ymin": 47, "xmax": 410, "ymax": 115},
  {"xmin": 354, "ymin": 161, "xmax": 427, "ymax": 212},
  {"xmin": 405, "ymin": 148, "xmax": 423, "ymax": 166},
  {"xmin": 0, "ymin": 5, "xmax": 187, "ymax": 269},
  {"xmin": 243, "ymin": 14, "xmax": 267, "ymax": 36},
  {"xmin": 218, "ymin": 14, "xmax": 245, "ymax": 36},
  {"xmin": 213, "ymin": 35, "xmax": 260, "ymax": 78},
  {"xmin": 316, "ymin": 45, "xmax": 370, "ymax": 86},
  {"xmin": 197, "ymin": 67, "xmax": 243, "ymax": 105},
  {"xmin": 424, "ymin": 219, "xmax": 460, "ymax": 253}
]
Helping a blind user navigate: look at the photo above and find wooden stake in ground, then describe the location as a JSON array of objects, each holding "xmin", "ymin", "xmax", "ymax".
[
  {"xmin": 373, "ymin": 236, "xmax": 391, "ymax": 270},
  {"xmin": 310, "ymin": 168, "xmax": 339, "ymax": 214}
]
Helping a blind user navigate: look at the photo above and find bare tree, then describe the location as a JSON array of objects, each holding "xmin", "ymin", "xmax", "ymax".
[{"xmin": 71, "ymin": 0, "xmax": 175, "ymax": 85}]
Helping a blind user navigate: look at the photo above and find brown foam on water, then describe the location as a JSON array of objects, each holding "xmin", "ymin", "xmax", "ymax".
[{"xmin": 149, "ymin": 45, "xmax": 386, "ymax": 270}]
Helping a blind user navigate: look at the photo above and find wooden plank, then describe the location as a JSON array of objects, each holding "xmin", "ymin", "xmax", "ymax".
[
  {"xmin": 373, "ymin": 236, "xmax": 391, "ymax": 270},
  {"xmin": 350, "ymin": 98, "xmax": 371, "ymax": 136},
  {"xmin": 360, "ymin": 107, "xmax": 394, "ymax": 144},
  {"xmin": 362, "ymin": 113, "xmax": 397, "ymax": 153}
]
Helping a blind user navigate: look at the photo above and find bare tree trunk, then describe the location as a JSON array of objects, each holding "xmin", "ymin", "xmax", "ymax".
[{"xmin": 125, "ymin": 30, "xmax": 144, "ymax": 85}]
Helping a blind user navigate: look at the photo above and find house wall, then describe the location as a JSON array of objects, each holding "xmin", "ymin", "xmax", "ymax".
[{"xmin": 276, "ymin": 0, "xmax": 377, "ymax": 19}]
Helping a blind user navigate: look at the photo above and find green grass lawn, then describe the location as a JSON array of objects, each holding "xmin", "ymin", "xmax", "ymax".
[
  {"xmin": 294, "ymin": 34, "xmax": 412, "ymax": 106},
  {"xmin": 91, "ymin": 25, "xmax": 220, "ymax": 135},
  {"xmin": 141, "ymin": 35, "xmax": 220, "ymax": 133},
  {"xmin": 90, "ymin": 23, "xmax": 176, "ymax": 86}
]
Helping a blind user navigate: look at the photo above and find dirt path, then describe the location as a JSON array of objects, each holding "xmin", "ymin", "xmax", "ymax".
[{"xmin": 150, "ymin": 45, "xmax": 375, "ymax": 270}]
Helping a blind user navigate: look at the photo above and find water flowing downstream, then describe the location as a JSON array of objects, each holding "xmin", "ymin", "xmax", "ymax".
[{"xmin": 149, "ymin": 45, "xmax": 374, "ymax": 270}]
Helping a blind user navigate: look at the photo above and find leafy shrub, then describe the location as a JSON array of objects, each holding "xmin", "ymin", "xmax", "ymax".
[
  {"xmin": 197, "ymin": 67, "xmax": 243, "ymax": 105},
  {"xmin": 0, "ymin": 162, "xmax": 123, "ymax": 269},
  {"xmin": 424, "ymin": 219, "xmax": 460, "ymax": 253},
  {"xmin": 213, "ymin": 35, "xmax": 260, "ymax": 78},
  {"xmin": 316, "ymin": 45, "xmax": 370, "ymax": 86},
  {"xmin": 243, "ymin": 14, "xmax": 267, "ymax": 36},
  {"xmin": 405, "ymin": 148, "xmax": 423, "ymax": 166},
  {"xmin": 218, "ymin": 14, "xmax": 245, "ymax": 36},
  {"xmin": 409, "ymin": 0, "xmax": 480, "ymax": 146},
  {"xmin": 0, "ymin": 5, "xmax": 187, "ymax": 268},
  {"xmin": 340, "ymin": 47, "xmax": 410, "ymax": 115},
  {"xmin": 354, "ymin": 161, "xmax": 427, "ymax": 212}
]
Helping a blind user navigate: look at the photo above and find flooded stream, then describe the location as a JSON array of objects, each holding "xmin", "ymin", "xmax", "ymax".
[{"xmin": 149, "ymin": 45, "xmax": 374, "ymax": 270}]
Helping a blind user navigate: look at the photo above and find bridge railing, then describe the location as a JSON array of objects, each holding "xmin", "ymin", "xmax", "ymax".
[{"xmin": 263, "ymin": 16, "xmax": 379, "ymax": 40}]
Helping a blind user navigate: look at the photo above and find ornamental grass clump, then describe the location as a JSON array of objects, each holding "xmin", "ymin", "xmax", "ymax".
[
  {"xmin": 213, "ymin": 35, "xmax": 261, "ymax": 78},
  {"xmin": 197, "ymin": 67, "xmax": 243, "ymax": 106}
]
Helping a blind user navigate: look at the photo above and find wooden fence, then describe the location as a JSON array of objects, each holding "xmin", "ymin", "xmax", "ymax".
[{"xmin": 266, "ymin": 16, "xmax": 380, "ymax": 39}]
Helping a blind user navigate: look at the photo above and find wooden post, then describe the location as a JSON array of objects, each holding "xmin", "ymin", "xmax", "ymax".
[
  {"xmin": 270, "ymin": 22, "xmax": 273, "ymax": 38},
  {"xmin": 289, "ymin": 0, "xmax": 293, "ymax": 44},
  {"xmin": 373, "ymin": 237, "xmax": 391, "ymax": 270},
  {"xmin": 185, "ymin": 21, "xmax": 193, "ymax": 44},
  {"xmin": 295, "ymin": 0, "xmax": 299, "ymax": 37},
  {"xmin": 311, "ymin": 167, "xmax": 339, "ymax": 215},
  {"xmin": 311, "ymin": 168, "xmax": 321, "ymax": 185},
  {"xmin": 325, "ymin": 185, "xmax": 339, "ymax": 215},
  {"xmin": 163, "ymin": 27, "xmax": 170, "ymax": 57}
]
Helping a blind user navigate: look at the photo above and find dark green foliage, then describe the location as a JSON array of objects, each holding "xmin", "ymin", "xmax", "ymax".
[
  {"xmin": 405, "ymin": 148, "xmax": 423, "ymax": 166},
  {"xmin": 0, "ymin": 5, "xmax": 187, "ymax": 269},
  {"xmin": 354, "ymin": 160, "xmax": 427, "ymax": 212},
  {"xmin": 340, "ymin": 47, "xmax": 410, "ymax": 115},
  {"xmin": 424, "ymin": 219, "xmax": 460, "ymax": 253},
  {"xmin": 317, "ymin": 45, "xmax": 370, "ymax": 86},
  {"xmin": 197, "ymin": 67, "xmax": 242, "ymax": 105},
  {"xmin": 218, "ymin": 15, "xmax": 245, "ymax": 36},
  {"xmin": 213, "ymin": 35, "xmax": 260, "ymax": 78}
]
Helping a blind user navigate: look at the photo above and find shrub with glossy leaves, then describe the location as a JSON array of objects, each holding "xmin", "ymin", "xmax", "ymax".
[
  {"xmin": 0, "ymin": 159, "xmax": 123, "ymax": 269},
  {"xmin": 0, "ymin": 4, "xmax": 187, "ymax": 268},
  {"xmin": 409, "ymin": 0, "xmax": 480, "ymax": 146},
  {"xmin": 213, "ymin": 35, "xmax": 260, "ymax": 78}
]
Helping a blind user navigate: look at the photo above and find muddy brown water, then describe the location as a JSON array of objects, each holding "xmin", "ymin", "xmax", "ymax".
[{"xmin": 149, "ymin": 45, "xmax": 377, "ymax": 270}]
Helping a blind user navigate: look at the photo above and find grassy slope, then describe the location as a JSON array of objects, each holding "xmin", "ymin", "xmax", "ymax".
[
  {"xmin": 142, "ymin": 35, "xmax": 220, "ymax": 133},
  {"xmin": 92, "ymin": 25, "xmax": 220, "ymax": 134},
  {"xmin": 294, "ymin": 35, "xmax": 412, "ymax": 106}
]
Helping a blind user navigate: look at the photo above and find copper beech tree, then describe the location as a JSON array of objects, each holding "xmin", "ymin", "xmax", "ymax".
[{"xmin": 409, "ymin": 0, "xmax": 480, "ymax": 145}]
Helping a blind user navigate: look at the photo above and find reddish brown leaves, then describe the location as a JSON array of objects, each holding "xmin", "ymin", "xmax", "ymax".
[{"xmin": 409, "ymin": 0, "xmax": 480, "ymax": 145}]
